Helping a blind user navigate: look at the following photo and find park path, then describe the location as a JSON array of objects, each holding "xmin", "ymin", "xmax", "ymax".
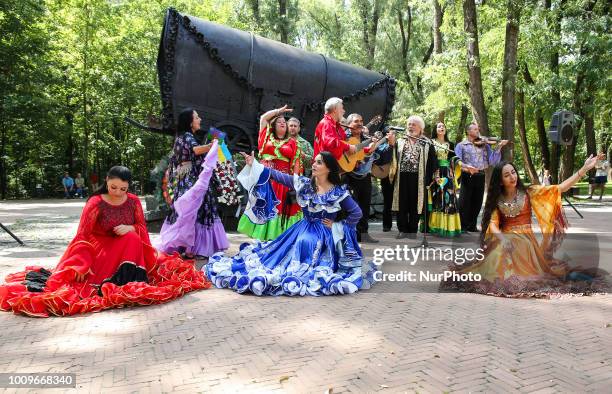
[{"xmin": 0, "ymin": 198, "xmax": 611, "ymax": 393}]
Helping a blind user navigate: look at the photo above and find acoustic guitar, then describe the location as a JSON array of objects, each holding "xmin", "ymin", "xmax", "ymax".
[{"xmin": 337, "ymin": 115, "xmax": 383, "ymax": 173}]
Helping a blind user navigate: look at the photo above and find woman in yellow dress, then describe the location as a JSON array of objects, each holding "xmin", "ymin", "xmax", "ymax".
[{"xmin": 445, "ymin": 154, "xmax": 607, "ymax": 297}]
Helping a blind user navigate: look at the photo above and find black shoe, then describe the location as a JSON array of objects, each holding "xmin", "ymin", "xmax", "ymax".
[
  {"xmin": 382, "ymin": 227, "xmax": 391, "ymax": 232},
  {"xmin": 360, "ymin": 232, "xmax": 379, "ymax": 243}
]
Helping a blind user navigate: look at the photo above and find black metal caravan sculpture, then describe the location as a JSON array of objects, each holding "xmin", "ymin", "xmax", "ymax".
[{"xmin": 155, "ymin": 8, "xmax": 396, "ymax": 152}]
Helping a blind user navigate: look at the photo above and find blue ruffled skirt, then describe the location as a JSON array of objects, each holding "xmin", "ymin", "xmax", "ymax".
[{"xmin": 204, "ymin": 219, "xmax": 377, "ymax": 296}]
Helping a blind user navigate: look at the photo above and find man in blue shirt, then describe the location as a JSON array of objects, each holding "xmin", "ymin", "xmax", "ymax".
[
  {"xmin": 62, "ymin": 172, "xmax": 75, "ymax": 199},
  {"xmin": 455, "ymin": 122, "xmax": 509, "ymax": 232}
]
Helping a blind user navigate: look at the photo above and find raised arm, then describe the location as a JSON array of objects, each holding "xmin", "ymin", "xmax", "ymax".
[
  {"xmin": 559, "ymin": 154, "xmax": 601, "ymax": 193},
  {"xmin": 239, "ymin": 151, "xmax": 295, "ymax": 190},
  {"xmin": 259, "ymin": 105, "xmax": 293, "ymax": 131},
  {"xmin": 269, "ymin": 168, "xmax": 296, "ymax": 190}
]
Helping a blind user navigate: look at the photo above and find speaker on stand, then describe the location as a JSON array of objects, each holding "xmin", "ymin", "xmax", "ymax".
[{"xmin": 548, "ymin": 110, "xmax": 582, "ymax": 218}]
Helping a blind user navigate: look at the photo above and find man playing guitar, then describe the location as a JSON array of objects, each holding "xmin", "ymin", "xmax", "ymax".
[{"xmin": 342, "ymin": 113, "xmax": 381, "ymax": 243}]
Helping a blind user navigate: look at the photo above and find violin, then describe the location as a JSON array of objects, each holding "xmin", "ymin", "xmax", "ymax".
[{"xmin": 473, "ymin": 135, "xmax": 513, "ymax": 147}]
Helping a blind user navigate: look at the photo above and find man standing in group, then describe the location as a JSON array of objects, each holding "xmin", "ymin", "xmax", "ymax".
[
  {"xmin": 455, "ymin": 122, "xmax": 509, "ymax": 232},
  {"xmin": 343, "ymin": 113, "xmax": 380, "ymax": 244},
  {"xmin": 288, "ymin": 117, "xmax": 314, "ymax": 176},
  {"xmin": 389, "ymin": 115, "xmax": 437, "ymax": 239},
  {"xmin": 313, "ymin": 97, "xmax": 356, "ymax": 160}
]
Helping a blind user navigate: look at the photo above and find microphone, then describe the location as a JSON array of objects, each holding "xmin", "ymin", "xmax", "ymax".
[{"xmin": 385, "ymin": 126, "xmax": 405, "ymax": 131}]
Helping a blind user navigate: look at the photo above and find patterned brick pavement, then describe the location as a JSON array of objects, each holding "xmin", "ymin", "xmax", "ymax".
[{"xmin": 0, "ymin": 199, "xmax": 611, "ymax": 393}]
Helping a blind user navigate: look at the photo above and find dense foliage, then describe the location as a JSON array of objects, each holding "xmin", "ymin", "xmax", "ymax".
[{"xmin": 1, "ymin": 0, "xmax": 609, "ymax": 198}]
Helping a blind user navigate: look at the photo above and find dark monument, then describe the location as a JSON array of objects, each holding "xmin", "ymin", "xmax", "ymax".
[
  {"xmin": 135, "ymin": 8, "xmax": 397, "ymax": 228},
  {"xmin": 154, "ymin": 8, "xmax": 396, "ymax": 150}
]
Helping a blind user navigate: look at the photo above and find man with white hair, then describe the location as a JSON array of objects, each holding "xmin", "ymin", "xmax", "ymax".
[
  {"xmin": 389, "ymin": 115, "xmax": 438, "ymax": 239},
  {"xmin": 313, "ymin": 97, "xmax": 357, "ymax": 160}
]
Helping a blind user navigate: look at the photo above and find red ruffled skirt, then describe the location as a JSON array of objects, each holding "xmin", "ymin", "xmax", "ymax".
[{"xmin": 0, "ymin": 233, "xmax": 211, "ymax": 317}]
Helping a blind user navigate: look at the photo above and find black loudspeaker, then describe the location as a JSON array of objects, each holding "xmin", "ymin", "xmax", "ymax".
[{"xmin": 549, "ymin": 110, "xmax": 575, "ymax": 145}]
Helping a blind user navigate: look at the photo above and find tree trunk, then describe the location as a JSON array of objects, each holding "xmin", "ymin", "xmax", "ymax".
[
  {"xmin": 433, "ymin": 0, "xmax": 446, "ymax": 121},
  {"xmin": 545, "ymin": 0, "xmax": 564, "ymax": 183},
  {"xmin": 559, "ymin": 0, "xmax": 596, "ymax": 182},
  {"xmin": 463, "ymin": 0, "xmax": 489, "ymax": 135},
  {"xmin": 584, "ymin": 90, "xmax": 596, "ymax": 177},
  {"xmin": 0, "ymin": 119, "xmax": 6, "ymax": 200},
  {"xmin": 397, "ymin": 6, "xmax": 412, "ymax": 82},
  {"xmin": 248, "ymin": 0, "xmax": 261, "ymax": 24},
  {"xmin": 278, "ymin": 0, "xmax": 288, "ymax": 43},
  {"xmin": 456, "ymin": 104, "xmax": 469, "ymax": 145},
  {"xmin": 357, "ymin": 0, "xmax": 380, "ymax": 70},
  {"xmin": 534, "ymin": 114, "xmax": 549, "ymax": 171},
  {"xmin": 560, "ymin": 126, "xmax": 579, "ymax": 183},
  {"xmin": 517, "ymin": 89, "xmax": 539, "ymax": 184},
  {"xmin": 415, "ymin": 40, "xmax": 434, "ymax": 105},
  {"xmin": 433, "ymin": 0, "xmax": 444, "ymax": 54},
  {"xmin": 369, "ymin": 0, "xmax": 381, "ymax": 67},
  {"xmin": 67, "ymin": 115, "xmax": 74, "ymax": 174},
  {"xmin": 501, "ymin": 0, "xmax": 521, "ymax": 161},
  {"xmin": 522, "ymin": 61, "xmax": 550, "ymax": 170},
  {"xmin": 81, "ymin": 3, "xmax": 91, "ymax": 179}
]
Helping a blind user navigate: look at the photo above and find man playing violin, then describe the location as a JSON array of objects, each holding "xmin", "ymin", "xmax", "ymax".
[{"xmin": 455, "ymin": 122, "xmax": 509, "ymax": 232}]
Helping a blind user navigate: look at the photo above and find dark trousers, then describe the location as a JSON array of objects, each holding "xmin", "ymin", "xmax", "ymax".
[
  {"xmin": 345, "ymin": 174, "xmax": 372, "ymax": 234},
  {"xmin": 458, "ymin": 172, "xmax": 485, "ymax": 232},
  {"xmin": 380, "ymin": 176, "xmax": 394, "ymax": 230},
  {"xmin": 397, "ymin": 172, "xmax": 420, "ymax": 234}
]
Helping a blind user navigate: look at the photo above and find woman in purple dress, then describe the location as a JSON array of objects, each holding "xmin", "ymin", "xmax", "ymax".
[{"xmin": 156, "ymin": 108, "xmax": 229, "ymax": 258}]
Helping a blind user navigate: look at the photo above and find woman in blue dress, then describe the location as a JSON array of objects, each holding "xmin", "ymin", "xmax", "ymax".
[{"xmin": 203, "ymin": 151, "xmax": 378, "ymax": 296}]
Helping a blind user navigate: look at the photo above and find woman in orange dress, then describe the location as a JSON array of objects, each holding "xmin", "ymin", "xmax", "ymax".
[
  {"xmin": 237, "ymin": 105, "xmax": 302, "ymax": 240},
  {"xmin": 0, "ymin": 166, "xmax": 210, "ymax": 317},
  {"xmin": 444, "ymin": 155, "xmax": 607, "ymax": 297}
]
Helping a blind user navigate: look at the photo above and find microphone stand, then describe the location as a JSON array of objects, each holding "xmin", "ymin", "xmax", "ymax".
[
  {"xmin": 0, "ymin": 222, "xmax": 25, "ymax": 246},
  {"xmin": 399, "ymin": 133, "xmax": 451, "ymax": 249}
]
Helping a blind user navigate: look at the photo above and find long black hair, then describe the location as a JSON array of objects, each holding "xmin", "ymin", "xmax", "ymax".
[
  {"xmin": 480, "ymin": 161, "xmax": 526, "ymax": 245},
  {"xmin": 177, "ymin": 108, "xmax": 195, "ymax": 135},
  {"xmin": 89, "ymin": 166, "xmax": 132, "ymax": 199},
  {"xmin": 311, "ymin": 151, "xmax": 342, "ymax": 188}
]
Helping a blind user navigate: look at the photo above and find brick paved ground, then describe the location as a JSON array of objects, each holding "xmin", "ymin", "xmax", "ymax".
[{"xmin": 0, "ymin": 198, "xmax": 611, "ymax": 393}]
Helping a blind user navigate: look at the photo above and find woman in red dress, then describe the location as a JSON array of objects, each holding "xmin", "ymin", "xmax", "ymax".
[
  {"xmin": 237, "ymin": 105, "xmax": 302, "ymax": 240},
  {"xmin": 0, "ymin": 166, "xmax": 210, "ymax": 317}
]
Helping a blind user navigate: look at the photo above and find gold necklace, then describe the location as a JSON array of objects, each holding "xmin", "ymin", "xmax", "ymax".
[{"xmin": 497, "ymin": 190, "xmax": 526, "ymax": 217}]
